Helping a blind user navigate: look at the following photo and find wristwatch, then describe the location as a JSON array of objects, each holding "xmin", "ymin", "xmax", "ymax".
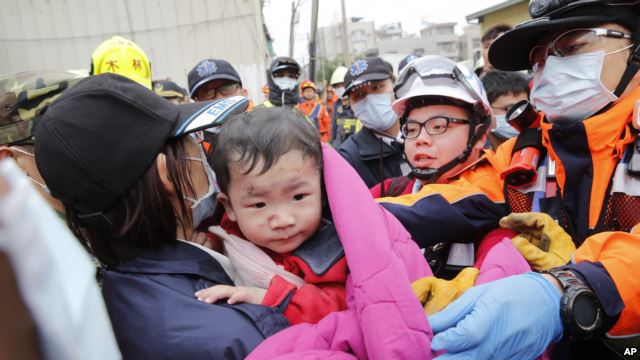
[{"xmin": 545, "ymin": 269, "xmax": 603, "ymax": 340}]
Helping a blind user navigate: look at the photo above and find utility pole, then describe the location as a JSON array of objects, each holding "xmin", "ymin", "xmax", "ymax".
[
  {"xmin": 308, "ymin": 0, "xmax": 319, "ymax": 82},
  {"xmin": 340, "ymin": 0, "xmax": 350, "ymax": 66},
  {"xmin": 288, "ymin": 1, "xmax": 300, "ymax": 58}
]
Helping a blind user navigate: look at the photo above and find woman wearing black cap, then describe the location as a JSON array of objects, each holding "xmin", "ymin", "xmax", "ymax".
[{"xmin": 34, "ymin": 73, "xmax": 288, "ymax": 359}]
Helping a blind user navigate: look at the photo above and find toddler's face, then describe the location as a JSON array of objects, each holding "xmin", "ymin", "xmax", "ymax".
[{"xmin": 220, "ymin": 149, "xmax": 322, "ymax": 254}]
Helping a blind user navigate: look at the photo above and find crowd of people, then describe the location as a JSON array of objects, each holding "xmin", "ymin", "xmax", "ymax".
[{"xmin": 1, "ymin": 0, "xmax": 640, "ymax": 359}]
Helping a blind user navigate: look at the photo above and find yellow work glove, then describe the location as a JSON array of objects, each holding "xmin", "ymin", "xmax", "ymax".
[
  {"xmin": 411, "ymin": 267, "xmax": 479, "ymax": 316},
  {"xmin": 499, "ymin": 212, "xmax": 576, "ymax": 271}
]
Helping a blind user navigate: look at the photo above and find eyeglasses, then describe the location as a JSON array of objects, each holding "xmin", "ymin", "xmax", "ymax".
[
  {"xmin": 401, "ymin": 117, "xmax": 470, "ymax": 139},
  {"xmin": 529, "ymin": 28, "xmax": 632, "ymax": 66},
  {"xmin": 195, "ymin": 82, "xmax": 240, "ymax": 101}
]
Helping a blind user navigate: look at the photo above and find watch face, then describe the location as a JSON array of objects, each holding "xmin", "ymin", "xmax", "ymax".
[{"xmin": 573, "ymin": 293, "xmax": 598, "ymax": 328}]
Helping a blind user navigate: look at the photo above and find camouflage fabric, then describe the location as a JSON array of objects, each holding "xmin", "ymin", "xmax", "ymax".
[{"xmin": 0, "ymin": 70, "xmax": 86, "ymax": 145}]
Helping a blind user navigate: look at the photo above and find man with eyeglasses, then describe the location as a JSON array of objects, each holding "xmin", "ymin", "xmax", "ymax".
[
  {"xmin": 421, "ymin": 1, "xmax": 640, "ymax": 359},
  {"xmin": 188, "ymin": 59, "xmax": 252, "ymax": 109},
  {"xmin": 372, "ymin": 56, "xmax": 542, "ymax": 285}
]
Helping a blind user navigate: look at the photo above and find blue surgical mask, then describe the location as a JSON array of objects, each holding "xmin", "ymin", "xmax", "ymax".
[
  {"xmin": 491, "ymin": 114, "xmax": 519, "ymax": 139},
  {"xmin": 183, "ymin": 146, "xmax": 218, "ymax": 228},
  {"xmin": 352, "ymin": 93, "xmax": 397, "ymax": 132},
  {"xmin": 531, "ymin": 50, "xmax": 622, "ymax": 123}
]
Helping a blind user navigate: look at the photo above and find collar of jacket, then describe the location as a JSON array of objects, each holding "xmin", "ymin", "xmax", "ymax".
[
  {"xmin": 540, "ymin": 86, "xmax": 640, "ymax": 228},
  {"xmin": 109, "ymin": 241, "xmax": 233, "ymax": 285},
  {"xmin": 355, "ymin": 127, "xmax": 402, "ymax": 160}
]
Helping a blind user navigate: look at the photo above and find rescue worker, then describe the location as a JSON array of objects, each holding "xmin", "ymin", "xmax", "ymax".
[
  {"xmin": 90, "ymin": 35, "xmax": 152, "ymax": 89},
  {"xmin": 259, "ymin": 57, "xmax": 301, "ymax": 108},
  {"xmin": 0, "ymin": 70, "xmax": 86, "ymax": 213},
  {"xmin": 329, "ymin": 66, "xmax": 360, "ymax": 147},
  {"xmin": 152, "ymin": 79, "xmax": 189, "ymax": 104},
  {"xmin": 337, "ymin": 57, "xmax": 408, "ymax": 189},
  {"xmin": 187, "ymin": 58, "xmax": 252, "ymax": 109},
  {"xmin": 389, "ymin": 1, "xmax": 640, "ymax": 358},
  {"xmin": 296, "ymin": 80, "xmax": 331, "ymax": 142},
  {"xmin": 324, "ymin": 82, "xmax": 338, "ymax": 121}
]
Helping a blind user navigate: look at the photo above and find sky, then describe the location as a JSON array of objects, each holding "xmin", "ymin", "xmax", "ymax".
[{"xmin": 263, "ymin": 0, "xmax": 508, "ymax": 64}]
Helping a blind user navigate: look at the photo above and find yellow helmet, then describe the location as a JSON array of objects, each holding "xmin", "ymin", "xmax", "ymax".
[{"xmin": 91, "ymin": 36, "xmax": 152, "ymax": 89}]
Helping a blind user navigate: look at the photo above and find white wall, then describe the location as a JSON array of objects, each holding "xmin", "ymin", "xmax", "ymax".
[{"xmin": 0, "ymin": 0, "xmax": 269, "ymax": 103}]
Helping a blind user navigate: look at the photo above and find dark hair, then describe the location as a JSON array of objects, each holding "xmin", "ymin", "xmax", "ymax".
[
  {"xmin": 481, "ymin": 24, "xmax": 513, "ymax": 43},
  {"xmin": 66, "ymin": 138, "xmax": 196, "ymax": 266},
  {"xmin": 211, "ymin": 107, "xmax": 323, "ymax": 194},
  {"xmin": 480, "ymin": 70, "xmax": 530, "ymax": 104}
]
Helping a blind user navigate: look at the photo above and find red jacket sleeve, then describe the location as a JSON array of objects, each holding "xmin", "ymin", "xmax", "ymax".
[{"xmin": 261, "ymin": 257, "xmax": 348, "ymax": 325}]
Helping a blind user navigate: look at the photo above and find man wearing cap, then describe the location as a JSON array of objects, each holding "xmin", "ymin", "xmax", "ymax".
[
  {"xmin": 337, "ymin": 57, "xmax": 408, "ymax": 189},
  {"xmin": 188, "ymin": 58, "xmax": 253, "ymax": 110},
  {"xmin": 424, "ymin": 1, "xmax": 640, "ymax": 359},
  {"xmin": 0, "ymin": 70, "xmax": 120, "ymax": 359},
  {"xmin": 259, "ymin": 57, "xmax": 302, "ymax": 108},
  {"xmin": 91, "ymin": 35, "xmax": 152, "ymax": 89},
  {"xmin": 0, "ymin": 70, "xmax": 86, "ymax": 213},
  {"xmin": 296, "ymin": 80, "xmax": 331, "ymax": 142},
  {"xmin": 153, "ymin": 79, "xmax": 190, "ymax": 104}
]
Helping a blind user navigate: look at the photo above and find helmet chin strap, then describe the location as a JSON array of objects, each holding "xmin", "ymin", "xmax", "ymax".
[
  {"xmin": 614, "ymin": 18, "xmax": 640, "ymax": 97},
  {"xmin": 409, "ymin": 119, "xmax": 487, "ymax": 183}
]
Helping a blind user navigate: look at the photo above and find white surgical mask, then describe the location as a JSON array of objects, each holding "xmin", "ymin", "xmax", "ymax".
[
  {"xmin": 273, "ymin": 76, "xmax": 298, "ymax": 91},
  {"xmin": 491, "ymin": 114, "xmax": 519, "ymax": 139},
  {"xmin": 352, "ymin": 93, "xmax": 397, "ymax": 132},
  {"xmin": 334, "ymin": 86, "xmax": 345, "ymax": 98},
  {"xmin": 183, "ymin": 147, "xmax": 218, "ymax": 228},
  {"xmin": 531, "ymin": 51, "xmax": 619, "ymax": 123}
]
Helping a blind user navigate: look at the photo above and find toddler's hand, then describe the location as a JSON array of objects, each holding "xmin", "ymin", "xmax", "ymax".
[
  {"xmin": 195, "ymin": 285, "xmax": 267, "ymax": 305},
  {"xmin": 188, "ymin": 231, "xmax": 223, "ymax": 252}
]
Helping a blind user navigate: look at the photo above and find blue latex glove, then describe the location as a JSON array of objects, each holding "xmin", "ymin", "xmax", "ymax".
[{"xmin": 428, "ymin": 272, "xmax": 563, "ymax": 360}]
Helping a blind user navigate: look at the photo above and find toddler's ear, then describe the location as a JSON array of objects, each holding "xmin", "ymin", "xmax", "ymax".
[{"xmin": 217, "ymin": 193, "xmax": 237, "ymax": 222}]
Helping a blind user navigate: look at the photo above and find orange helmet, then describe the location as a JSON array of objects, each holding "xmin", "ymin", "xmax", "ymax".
[{"xmin": 300, "ymin": 80, "xmax": 316, "ymax": 91}]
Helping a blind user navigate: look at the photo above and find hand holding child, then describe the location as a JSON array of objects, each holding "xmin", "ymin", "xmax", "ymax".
[{"xmin": 195, "ymin": 285, "xmax": 267, "ymax": 305}]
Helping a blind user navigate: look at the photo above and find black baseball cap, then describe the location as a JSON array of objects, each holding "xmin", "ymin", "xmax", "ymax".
[
  {"xmin": 398, "ymin": 54, "xmax": 420, "ymax": 73},
  {"xmin": 490, "ymin": 3, "xmax": 639, "ymax": 71},
  {"xmin": 269, "ymin": 57, "xmax": 301, "ymax": 75},
  {"xmin": 188, "ymin": 59, "xmax": 243, "ymax": 99},
  {"xmin": 153, "ymin": 79, "xmax": 188, "ymax": 99},
  {"xmin": 344, "ymin": 57, "xmax": 394, "ymax": 95},
  {"xmin": 35, "ymin": 73, "xmax": 248, "ymax": 219}
]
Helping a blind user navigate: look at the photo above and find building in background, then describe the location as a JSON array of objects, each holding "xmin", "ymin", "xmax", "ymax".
[
  {"xmin": 317, "ymin": 17, "xmax": 377, "ymax": 61},
  {"xmin": 376, "ymin": 22, "xmax": 404, "ymax": 41},
  {"xmin": 371, "ymin": 22, "xmax": 481, "ymax": 72},
  {"xmin": 0, "ymin": 0, "xmax": 270, "ymax": 103},
  {"xmin": 465, "ymin": 0, "xmax": 529, "ymax": 33},
  {"xmin": 459, "ymin": 25, "xmax": 482, "ymax": 64},
  {"xmin": 420, "ymin": 22, "xmax": 460, "ymax": 61}
]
